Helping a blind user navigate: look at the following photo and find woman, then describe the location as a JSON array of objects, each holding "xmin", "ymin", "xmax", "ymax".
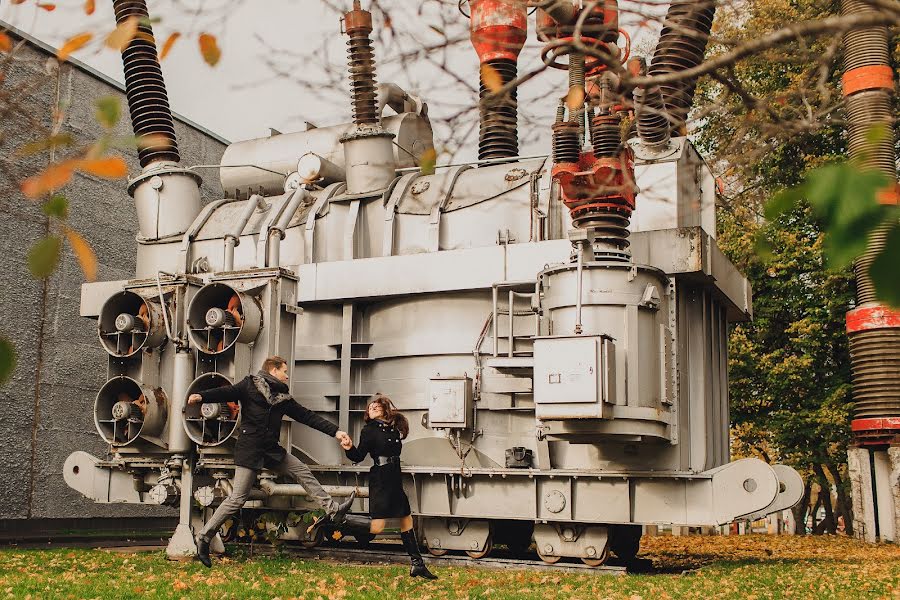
[{"xmin": 339, "ymin": 394, "xmax": 437, "ymax": 579}]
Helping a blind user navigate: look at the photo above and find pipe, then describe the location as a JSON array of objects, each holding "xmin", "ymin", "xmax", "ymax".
[
  {"xmin": 112, "ymin": 0, "xmax": 179, "ymax": 167},
  {"xmin": 258, "ymin": 480, "xmax": 368, "ymax": 498},
  {"xmin": 574, "ymin": 239, "xmax": 585, "ymax": 335},
  {"xmin": 167, "ymin": 351, "xmax": 194, "ymax": 453},
  {"xmin": 256, "ymin": 191, "xmax": 295, "ymax": 268},
  {"xmin": 267, "ymin": 187, "xmax": 310, "ymax": 268},
  {"xmin": 376, "ymin": 83, "xmax": 425, "ymax": 119},
  {"xmin": 645, "ymin": 0, "xmax": 717, "ymax": 137},
  {"xmin": 840, "ymin": 0, "xmax": 900, "ymax": 444},
  {"xmin": 224, "ymin": 194, "xmax": 267, "ymax": 271}
]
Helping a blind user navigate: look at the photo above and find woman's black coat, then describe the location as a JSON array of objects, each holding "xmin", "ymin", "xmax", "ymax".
[
  {"xmin": 198, "ymin": 376, "xmax": 338, "ymax": 470},
  {"xmin": 345, "ymin": 420, "xmax": 411, "ymax": 519}
]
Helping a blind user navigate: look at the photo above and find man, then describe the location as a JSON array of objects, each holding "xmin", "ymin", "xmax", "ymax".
[{"xmin": 188, "ymin": 355, "xmax": 354, "ymax": 568}]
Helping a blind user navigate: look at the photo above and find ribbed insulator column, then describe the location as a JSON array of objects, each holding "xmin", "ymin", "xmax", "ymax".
[
  {"xmin": 479, "ymin": 58, "xmax": 519, "ymax": 160},
  {"xmin": 345, "ymin": 21, "xmax": 378, "ymax": 125},
  {"xmin": 112, "ymin": 0, "xmax": 179, "ymax": 167},
  {"xmin": 849, "ymin": 328, "xmax": 900, "ymax": 419},
  {"xmin": 590, "ymin": 113, "xmax": 621, "ymax": 158},
  {"xmin": 841, "ymin": 0, "xmax": 900, "ymax": 437},
  {"xmin": 633, "ymin": 85, "xmax": 670, "ymax": 146},
  {"xmin": 646, "ymin": 0, "xmax": 716, "ymax": 135}
]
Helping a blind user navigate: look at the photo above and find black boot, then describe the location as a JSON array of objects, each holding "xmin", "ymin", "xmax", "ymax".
[
  {"xmin": 332, "ymin": 490, "xmax": 356, "ymax": 526},
  {"xmin": 307, "ymin": 490, "xmax": 357, "ymax": 537},
  {"xmin": 401, "ymin": 529, "xmax": 437, "ymax": 580},
  {"xmin": 195, "ymin": 535, "xmax": 212, "ymax": 568},
  {"xmin": 340, "ymin": 514, "xmax": 373, "ymax": 540}
]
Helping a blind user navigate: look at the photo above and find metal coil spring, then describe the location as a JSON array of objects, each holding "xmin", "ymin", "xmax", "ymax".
[
  {"xmin": 571, "ymin": 203, "xmax": 631, "ymax": 250},
  {"xmin": 479, "ymin": 58, "xmax": 519, "ymax": 161},
  {"xmin": 841, "ymin": 0, "xmax": 890, "ymax": 70},
  {"xmin": 850, "ymin": 327, "xmax": 900, "ymax": 420},
  {"xmin": 647, "ymin": 0, "xmax": 716, "ymax": 134},
  {"xmin": 347, "ymin": 31, "xmax": 379, "ymax": 126},
  {"xmin": 112, "ymin": 0, "xmax": 180, "ymax": 166}
]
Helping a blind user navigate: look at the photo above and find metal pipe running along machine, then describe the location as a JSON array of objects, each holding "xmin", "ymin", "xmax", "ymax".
[{"xmin": 66, "ymin": 0, "xmax": 803, "ymax": 564}]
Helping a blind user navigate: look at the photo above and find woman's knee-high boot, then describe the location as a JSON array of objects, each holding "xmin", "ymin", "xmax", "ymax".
[
  {"xmin": 339, "ymin": 514, "xmax": 373, "ymax": 540},
  {"xmin": 400, "ymin": 529, "xmax": 438, "ymax": 579}
]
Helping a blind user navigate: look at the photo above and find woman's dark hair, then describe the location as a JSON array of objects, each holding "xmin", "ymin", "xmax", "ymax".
[{"xmin": 364, "ymin": 393, "xmax": 409, "ymax": 439}]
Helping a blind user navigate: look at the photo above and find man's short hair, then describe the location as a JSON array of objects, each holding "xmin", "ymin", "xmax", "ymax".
[{"xmin": 262, "ymin": 356, "xmax": 287, "ymax": 373}]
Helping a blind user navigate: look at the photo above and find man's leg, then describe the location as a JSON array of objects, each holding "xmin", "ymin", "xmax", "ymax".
[
  {"xmin": 275, "ymin": 452, "xmax": 340, "ymax": 514},
  {"xmin": 197, "ymin": 467, "xmax": 258, "ymax": 548}
]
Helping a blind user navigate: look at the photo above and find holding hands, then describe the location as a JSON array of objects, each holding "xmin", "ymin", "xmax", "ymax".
[{"xmin": 335, "ymin": 430, "xmax": 353, "ymax": 450}]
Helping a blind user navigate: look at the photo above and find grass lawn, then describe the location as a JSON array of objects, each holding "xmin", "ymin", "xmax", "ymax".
[{"xmin": 0, "ymin": 534, "xmax": 897, "ymax": 599}]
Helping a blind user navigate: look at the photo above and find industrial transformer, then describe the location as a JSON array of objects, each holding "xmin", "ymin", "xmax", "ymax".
[{"xmin": 65, "ymin": 0, "xmax": 803, "ymax": 564}]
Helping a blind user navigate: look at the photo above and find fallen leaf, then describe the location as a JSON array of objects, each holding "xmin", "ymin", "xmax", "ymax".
[
  {"xmin": 106, "ymin": 16, "xmax": 139, "ymax": 51},
  {"xmin": 84, "ymin": 0, "xmax": 95, "ymax": 15},
  {"xmin": 158, "ymin": 32, "xmax": 180, "ymax": 61},
  {"xmin": 57, "ymin": 32, "xmax": 92, "ymax": 61},
  {"xmin": 0, "ymin": 32, "xmax": 12, "ymax": 53},
  {"xmin": 62, "ymin": 226, "xmax": 98, "ymax": 281},
  {"xmin": 37, "ymin": 3, "xmax": 56, "ymax": 11},
  {"xmin": 198, "ymin": 33, "xmax": 220, "ymax": 66}
]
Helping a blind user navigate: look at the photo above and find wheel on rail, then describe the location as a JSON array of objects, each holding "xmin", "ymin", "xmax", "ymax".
[
  {"xmin": 536, "ymin": 549, "xmax": 562, "ymax": 564},
  {"xmin": 426, "ymin": 546, "xmax": 449, "ymax": 556},
  {"xmin": 580, "ymin": 546, "xmax": 610, "ymax": 567},
  {"xmin": 465, "ymin": 532, "xmax": 493, "ymax": 559}
]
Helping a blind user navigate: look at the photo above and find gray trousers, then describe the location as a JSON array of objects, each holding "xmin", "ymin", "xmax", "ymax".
[{"xmin": 199, "ymin": 452, "xmax": 338, "ymax": 541}]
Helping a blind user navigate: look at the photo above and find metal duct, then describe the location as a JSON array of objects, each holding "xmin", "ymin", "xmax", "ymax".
[
  {"xmin": 840, "ymin": 0, "xmax": 900, "ymax": 442},
  {"xmin": 112, "ymin": 0, "xmax": 180, "ymax": 167},
  {"xmin": 645, "ymin": 0, "xmax": 717, "ymax": 136}
]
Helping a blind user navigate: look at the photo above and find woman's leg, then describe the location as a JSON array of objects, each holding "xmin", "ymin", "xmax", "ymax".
[
  {"xmin": 370, "ymin": 518, "xmax": 386, "ymax": 534},
  {"xmin": 399, "ymin": 515, "xmax": 414, "ymax": 532},
  {"xmin": 399, "ymin": 515, "xmax": 437, "ymax": 579}
]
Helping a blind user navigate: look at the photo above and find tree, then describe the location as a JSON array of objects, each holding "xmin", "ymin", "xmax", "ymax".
[{"xmin": 695, "ymin": 0, "xmax": 898, "ymax": 533}]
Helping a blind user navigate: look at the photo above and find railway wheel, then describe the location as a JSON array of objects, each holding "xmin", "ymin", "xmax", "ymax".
[
  {"xmin": 426, "ymin": 546, "xmax": 449, "ymax": 557},
  {"xmin": 465, "ymin": 533, "xmax": 493, "ymax": 559},
  {"xmin": 536, "ymin": 549, "xmax": 562, "ymax": 564},
  {"xmin": 580, "ymin": 546, "xmax": 610, "ymax": 567}
]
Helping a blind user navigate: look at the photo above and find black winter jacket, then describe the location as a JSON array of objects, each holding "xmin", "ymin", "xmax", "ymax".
[{"xmin": 197, "ymin": 375, "xmax": 338, "ymax": 470}]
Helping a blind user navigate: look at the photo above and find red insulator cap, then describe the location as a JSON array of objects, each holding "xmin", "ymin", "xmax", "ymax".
[
  {"xmin": 846, "ymin": 305, "xmax": 900, "ymax": 333},
  {"xmin": 470, "ymin": 0, "xmax": 527, "ymax": 63}
]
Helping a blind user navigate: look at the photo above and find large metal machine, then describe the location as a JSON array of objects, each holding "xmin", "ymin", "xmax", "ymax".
[{"xmin": 65, "ymin": 0, "xmax": 803, "ymax": 563}]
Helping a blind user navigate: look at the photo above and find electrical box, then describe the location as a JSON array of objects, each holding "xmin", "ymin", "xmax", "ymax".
[
  {"xmin": 533, "ymin": 335, "xmax": 616, "ymax": 419},
  {"xmin": 427, "ymin": 376, "xmax": 472, "ymax": 429}
]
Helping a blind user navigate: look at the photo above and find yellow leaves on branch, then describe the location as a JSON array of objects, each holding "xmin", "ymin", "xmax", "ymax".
[
  {"xmin": 159, "ymin": 32, "xmax": 180, "ymax": 61},
  {"xmin": 21, "ymin": 156, "xmax": 128, "ymax": 199},
  {"xmin": 62, "ymin": 226, "xmax": 97, "ymax": 282},
  {"xmin": 198, "ymin": 33, "xmax": 221, "ymax": 66},
  {"xmin": 57, "ymin": 32, "xmax": 93, "ymax": 62},
  {"xmin": 106, "ymin": 16, "xmax": 138, "ymax": 52}
]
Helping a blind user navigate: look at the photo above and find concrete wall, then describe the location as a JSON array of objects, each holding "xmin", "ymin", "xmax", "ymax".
[{"xmin": 0, "ymin": 33, "xmax": 227, "ymax": 524}]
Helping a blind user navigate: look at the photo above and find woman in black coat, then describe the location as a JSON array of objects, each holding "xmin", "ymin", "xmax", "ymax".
[{"xmin": 339, "ymin": 394, "xmax": 437, "ymax": 579}]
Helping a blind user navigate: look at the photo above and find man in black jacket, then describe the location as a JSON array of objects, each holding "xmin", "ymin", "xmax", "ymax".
[{"xmin": 189, "ymin": 355, "xmax": 354, "ymax": 568}]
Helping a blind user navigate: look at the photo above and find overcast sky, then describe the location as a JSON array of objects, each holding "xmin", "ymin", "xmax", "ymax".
[{"xmin": 3, "ymin": 0, "xmax": 662, "ymax": 161}]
